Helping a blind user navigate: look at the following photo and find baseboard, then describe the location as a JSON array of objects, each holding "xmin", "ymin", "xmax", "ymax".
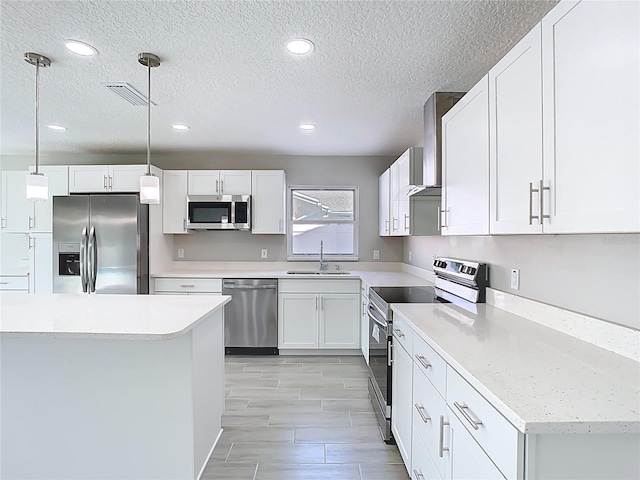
[{"xmin": 278, "ymin": 349, "xmax": 362, "ymax": 356}]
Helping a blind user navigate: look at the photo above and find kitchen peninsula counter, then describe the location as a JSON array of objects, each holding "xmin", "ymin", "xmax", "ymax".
[{"xmin": 0, "ymin": 293, "xmax": 230, "ymax": 480}]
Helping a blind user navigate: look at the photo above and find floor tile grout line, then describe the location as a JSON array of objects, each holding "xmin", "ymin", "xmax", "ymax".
[
  {"xmin": 223, "ymin": 442, "xmax": 233, "ymax": 463},
  {"xmin": 253, "ymin": 462, "xmax": 259, "ymax": 480}
]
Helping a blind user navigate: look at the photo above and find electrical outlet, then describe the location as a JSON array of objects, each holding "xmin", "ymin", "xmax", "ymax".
[
  {"xmin": 261, "ymin": 248, "xmax": 268, "ymax": 259},
  {"xmin": 373, "ymin": 250, "xmax": 380, "ymax": 260},
  {"xmin": 510, "ymin": 268, "xmax": 520, "ymax": 290},
  {"xmin": 177, "ymin": 248, "xmax": 184, "ymax": 259},
  {"xmin": 409, "ymin": 251, "xmax": 412, "ymax": 261}
]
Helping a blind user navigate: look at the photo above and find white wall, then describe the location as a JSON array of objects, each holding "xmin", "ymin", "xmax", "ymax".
[{"xmin": 405, "ymin": 234, "xmax": 640, "ymax": 330}]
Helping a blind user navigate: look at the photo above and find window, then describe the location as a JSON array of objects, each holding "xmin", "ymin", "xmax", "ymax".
[{"xmin": 287, "ymin": 186, "xmax": 358, "ymax": 261}]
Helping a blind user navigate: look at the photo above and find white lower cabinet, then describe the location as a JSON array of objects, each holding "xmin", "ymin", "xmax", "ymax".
[
  {"xmin": 278, "ymin": 279, "xmax": 360, "ymax": 351},
  {"xmin": 392, "ymin": 328, "xmax": 413, "ymax": 471},
  {"xmin": 411, "ymin": 425, "xmax": 442, "ymax": 480},
  {"xmin": 28, "ymin": 233, "xmax": 53, "ymax": 294}
]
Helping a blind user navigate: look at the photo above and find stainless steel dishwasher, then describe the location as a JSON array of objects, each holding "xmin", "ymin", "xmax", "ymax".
[{"xmin": 223, "ymin": 279, "xmax": 278, "ymax": 355}]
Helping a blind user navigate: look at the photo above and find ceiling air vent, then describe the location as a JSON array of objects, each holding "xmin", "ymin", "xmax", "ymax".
[{"xmin": 103, "ymin": 82, "xmax": 156, "ymax": 106}]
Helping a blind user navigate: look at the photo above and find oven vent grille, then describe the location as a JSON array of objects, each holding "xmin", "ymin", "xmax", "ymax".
[{"xmin": 103, "ymin": 82, "xmax": 157, "ymax": 106}]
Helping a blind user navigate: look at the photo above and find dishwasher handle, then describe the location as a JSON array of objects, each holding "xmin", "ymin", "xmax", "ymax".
[{"xmin": 223, "ymin": 284, "xmax": 277, "ymax": 290}]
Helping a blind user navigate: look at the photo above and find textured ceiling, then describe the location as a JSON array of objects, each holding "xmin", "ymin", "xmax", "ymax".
[{"xmin": 0, "ymin": 0, "xmax": 557, "ymax": 157}]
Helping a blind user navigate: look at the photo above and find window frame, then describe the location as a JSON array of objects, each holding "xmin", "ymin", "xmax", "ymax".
[{"xmin": 286, "ymin": 185, "xmax": 359, "ymax": 261}]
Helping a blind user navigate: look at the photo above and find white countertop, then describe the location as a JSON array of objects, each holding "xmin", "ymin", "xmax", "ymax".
[
  {"xmin": 0, "ymin": 293, "xmax": 230, "ymax": 340},
  {"xmin": 391, "ymin": 303, "xmax": 640, "ymax": 435}
]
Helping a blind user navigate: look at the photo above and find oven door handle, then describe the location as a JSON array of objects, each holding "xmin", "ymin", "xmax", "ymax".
[{"xmin": 367, "ymin": 304, "xmax": 388, "ymax": 329}]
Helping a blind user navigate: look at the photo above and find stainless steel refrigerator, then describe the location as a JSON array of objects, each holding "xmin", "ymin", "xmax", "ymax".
[{"xmin": 52, "ymin": 195, "xmax": 149, "ymax": 294}]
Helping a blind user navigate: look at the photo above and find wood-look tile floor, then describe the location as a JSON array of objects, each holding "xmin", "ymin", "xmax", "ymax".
[{"xmin": 201, "ymin": 355, "xmax": 409, "ymax": 480}]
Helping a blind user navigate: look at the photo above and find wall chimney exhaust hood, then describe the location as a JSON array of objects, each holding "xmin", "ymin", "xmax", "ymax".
[{"xmin": 408, "ymin": 92, "xmax": 465, "ymax": 196}]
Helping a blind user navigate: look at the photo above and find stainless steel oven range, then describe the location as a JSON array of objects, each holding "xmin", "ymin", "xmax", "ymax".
[{"xmin": 367, "ymin": 257, "xmax": 488, "ymax": 443}]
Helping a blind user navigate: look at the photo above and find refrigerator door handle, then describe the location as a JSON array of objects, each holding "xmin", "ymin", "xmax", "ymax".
[
  {"xmin": 80, "ymin": 227, "xmax": 89, "ymax": 293},
  {"xmin": 88, "ymin": 226, "xmax": 97, "ymax": 292}
]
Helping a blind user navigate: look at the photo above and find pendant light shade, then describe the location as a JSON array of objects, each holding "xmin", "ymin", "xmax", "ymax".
[
  {"xmin": 138, "ymin": 53, "xmax": 160, "ymax": 205},
  {"xmin": 24, "ymin": 52, "xmax": 51, "ymax": 202}
]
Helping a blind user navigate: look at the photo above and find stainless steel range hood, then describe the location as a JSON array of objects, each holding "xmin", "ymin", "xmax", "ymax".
[{"xmin": 408, "ymin": 92, "xmax": 465, "ymax": 196}]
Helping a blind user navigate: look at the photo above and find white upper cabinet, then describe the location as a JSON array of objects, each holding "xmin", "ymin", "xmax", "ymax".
[
  {"xmin": 251, "ymin": 170, "xmax": 285, "ymax": 234},
  {"xmin": 489, "ymin": 24, "xmax": 544, "ymax": 235},
  {"xmin": 188, "ymin": 170, "xmax": 219, "ymax": 195},
  {"xmin": 187, "ymin": 170, "xmax": 251, "ymax": 196},
  {"xmin": 219, "ymin": 170, "xmax": 251, "ymax": 195},
  {"xmin": 1, "ymin": 167, "xmax": 68, "ymax": 234},
  {"xmin": 379, "ymin": 168, "xmax": 391, "ymax": 236},
  {"xmin": 441, "ymin": 75, "xmax": 490, "ymax": 236},
  {"xmin": 163, "ymin": 170, "xmax": 188, "ymax": 234},
  {"xmin": 68, "ymin": 165, "xmax": 146, "ymax": 193},
  {"xmin": 1, "ymin": 171, "xmax": 32, "ymax": 233},
  {"xmin": 393, "ymin": 149, "xmax": 412, "ymax": 236},
  {"xmin": 541, "ymin": 0, "xmax": 639, "ymax": 233}
]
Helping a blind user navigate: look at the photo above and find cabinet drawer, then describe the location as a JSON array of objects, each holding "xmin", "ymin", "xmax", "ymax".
[
  {"xmin": 413, "ymin": 334, "xmax": 447, "ymax": 397},
  {"xmin": 412, "ymin": 364, "xmax": 447, "ymax": 478},
  {"xmin": 154, "ymin": 277, "xmax": 222, "ymax": 293},
  {"xmin": 0, "ymin": 276, "xmax": 29, "ymax": 291},
  {"xmin": 411, "ymin": 425, "xmax": 442, "ymax": 480},
  {"xmin": 392, "ymin": 314, "xmax": 413, "ymax": 356},
  {"xmin": 278, "ymin": 279, "xmax": 359, "ymax": 294},
  {"xmin": 446, "ymin": 366, "xmax": 522, "ymax": 479}
]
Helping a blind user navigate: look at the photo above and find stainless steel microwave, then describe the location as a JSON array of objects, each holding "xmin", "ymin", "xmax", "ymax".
[{"xmin": 187, "ymin": 195, "xmax": 251, "ymax": 231}]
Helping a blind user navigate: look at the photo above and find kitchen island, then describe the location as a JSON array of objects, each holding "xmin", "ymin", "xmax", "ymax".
[{"xmin": 0, "ymin": 293, "xmax": 230, "ymax": 480}]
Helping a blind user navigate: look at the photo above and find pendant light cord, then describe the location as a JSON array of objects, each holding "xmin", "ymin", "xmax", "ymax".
[
  {"xmin": 146, "ymin": 61, "xmax": 151, "ymax": 175},
  {"xmin": 35, "ymin": 59, "xmax": 40, "ymax": 175}
]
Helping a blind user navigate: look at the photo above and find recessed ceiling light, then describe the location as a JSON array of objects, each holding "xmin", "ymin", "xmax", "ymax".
[
  {"xmin": 299, "ymin": 123, "xmax": 316, "ymax": 131},
  {"xmin": 47, "ymin": 124, "xmax": 67, "ymax": 131},
  {"xmin": 64, "ymin": 40, "xmax": 98, "ymax": 56},
  {"xmin": 286, "ymin": 38, "xmax": 314, "ymax": 55},
  {"xmin": 172, "ymin": 124, "xmax": 190, "ymax": 131}
]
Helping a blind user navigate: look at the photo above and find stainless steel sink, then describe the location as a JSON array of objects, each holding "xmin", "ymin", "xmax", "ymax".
[{"xmin": 286, "ymin": 270, "xmax": 351, "ymax": 275}]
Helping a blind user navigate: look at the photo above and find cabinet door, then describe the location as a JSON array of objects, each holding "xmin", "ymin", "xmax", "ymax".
[
  {"xmin": 319, "ymin": 293, "xmax": 360, "ymax": 349},
  {"xmin": 162, "ymin": 171, "xmax": 188, "ymax": 234},
  {"xmin": 390, "ymin": 162, "xmax": 401, "ymax": 236},
  {"xmin": 1, "ymin": 171, "xmax": 32, "ymax": 233},
  {"xmin": 412, "ymin": 425, "xmax": 443, "ymax": 480},
  {"xmin": 109, "ymin": 165, "xmax": 146, "ymax": 192},
  {"xmin": 448, "ymin": 408, "xmax": 505, "ymax": 480},
  {"xmin": 489, "ymin": 25, "xmax": 544, "ymax": 235},
  {"xmin": 251, "ymin": 170, "xmax": 286, "ymax": 234},
  {"xmin": 219, "ymin": 170, "xmax": 251, "ymax": 195},
  {"xmin": 68, "ymin": 166, "xmax": 109, "ymax": 193},
  {"xmin": 391, "ymin": 339, "xmax": 413, "ymax": 468},
  {"xmin": 542, "ymin": 0, "xmax": 639, "ymax": 233},
  {"xmin": 278, "ymin": 294, "xmax": 318, "ymax": 349},
  {"xmin": 441, "ymin": 76, "xmax": 490, "ymax": 236},
  {"xmin": 188, "ymin": 170, "xmax": 219, "ymax": 195},
  {"xmin": 379, "ymin": 169, "xmax": 391, "ymax": 236},
  {"xmin": 32, "ymin": 166, "xmax": 68, "ymax": 233},
  {"xmin": 28, "ymin": 234, "xmax": 53, "ymax": 294},
  {"xmin": 395, "ymin": 150, "xmax": 412, "ymax": 236}
]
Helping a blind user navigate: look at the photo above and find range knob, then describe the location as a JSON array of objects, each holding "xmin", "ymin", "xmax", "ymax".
[{"xmin": 434, "ymin": 260, "xmax": 447, "ymax": 268}]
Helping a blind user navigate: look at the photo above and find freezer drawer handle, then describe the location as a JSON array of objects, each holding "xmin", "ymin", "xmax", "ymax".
[
  {"xmin": 415, "ymin": 354, "xmax": 432, "ymax": 369},
  {"xmin": 453, "ymin": 401, "xmax": 483, "ymax": 430}
]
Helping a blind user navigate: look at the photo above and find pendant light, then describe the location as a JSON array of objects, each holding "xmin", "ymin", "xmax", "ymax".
[
  {"xmin": 24, "ymin": 52, "xmax": 51, "ymax": 201},
  {"xmin": 138, "ymin": 53, "xmax": 160, "ymax": 204}
]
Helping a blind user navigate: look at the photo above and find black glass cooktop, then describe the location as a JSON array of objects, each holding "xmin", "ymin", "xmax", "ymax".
[{"xmin": 371, "ymin": 286, "xmax": 450, "ymax": 304}]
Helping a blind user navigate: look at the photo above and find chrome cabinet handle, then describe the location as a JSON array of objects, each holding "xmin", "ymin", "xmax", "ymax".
[
  {"xmin": 216, "ymin": 179, "xmax": 219, "ymax": 194},
  {"xmin": 539, "ymin": 180, "xmax": 550, "ymax": 224},
  {"xmin": 0, "ymin": 217, "xmax": 5, "ymax": 229},
  {"xmin": 183, "ymin": 218, "xmax": 187, "ymax": 231},
  {"xmin": 393, "ymin": 328, "xmax": 404, "ymax": 338},
  {"xmin": 530, "ymin": 181, "xmax": 550, "ymax": 225},
  {"xmin": 180, "ymin": 284, "xmax": 195, "ymax": 288},
  {"xmin": 103, "ymin": 175, "xmax": 108, "ymax": 190},
  {"xmin": 439, "ymin": 416, "xmax": 450, "ymax": 457},
  {"xmin": 384, "ymin": 219, "xmax": 389, "ymax": 233},
  {"xmin": 109, "ymin": 175, "xmax": 113, "ymax": 191},
  {"xmin": 440, "ymin": 208, "xmax": 449, "ymax": 228},
  {"xmin": 414, "ymin": 403, "xmax": 431, "ymax": 423},
  {"xmin": 413, "ymin": 470, "xmax": 425, "ymax": 480},
  {"xmin": 28, "ymin": 216, "xmax": 34, "ymax": 229},
  {"xmin": 415, "ymin": 354, "xmax": 431, "ymax": 369},
  {"xmin": 404, "ymin": 214, "xmax": 410, "ymax": 230},
  {"xmin": 220, "ymin": 179, "xmax": 224, "ymax": 193},
  {"xmin": 80, "ymin": 227, "xmax": 88, "ymax": 293},
  {"xmin": 392, "ymin": 217, "xmax": 398, "ymax": 231},
  {"xmin": 0, "ymin": 282, "xmax": 8, "ymax": 285},
  {"xmin": 454, "ymin": 401, "xmax": 483, "ymax": 430},
  {"xmin": 28, "ymin": 236, "xmax": 34, "ymax": 249}
]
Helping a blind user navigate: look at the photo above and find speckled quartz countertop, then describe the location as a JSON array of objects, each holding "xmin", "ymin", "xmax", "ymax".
[
  {"xmin": 152, "ymin": 262, "xmax": 432, "ymax": 287},
  {"xmin": 0, "ymin": 293, "xmax": 230, "ymax": 340},
  {"xmin": 391, "ymin": 303, "xmax": 640, "ymax": 435}
]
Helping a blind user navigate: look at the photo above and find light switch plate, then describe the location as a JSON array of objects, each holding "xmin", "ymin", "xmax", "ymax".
[
  {"xmin": 261, "ymin": 248, "xmax": 268, "ymax": 259},
  {"xmin": 177, "ymin": 248, "xmax": 184, "ymax": 259},
  {"xmin": 510, "ymin": 268, "xmax": 520, "ymax": 290},
  {"xmin": 373, "ymin": 250, "xmax": 380, "ymax": 260}
]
